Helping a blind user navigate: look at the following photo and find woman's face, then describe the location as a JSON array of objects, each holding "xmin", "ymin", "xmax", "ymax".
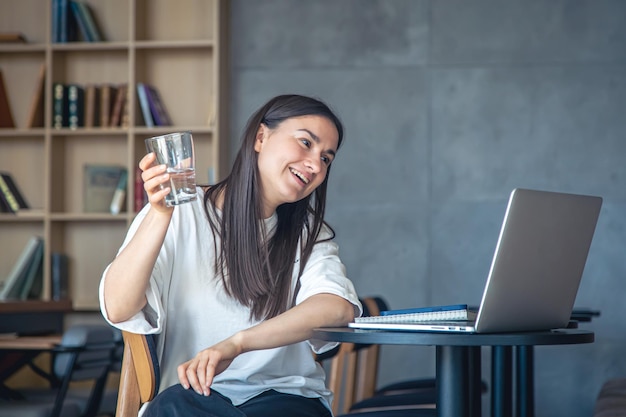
[{"xmin": 254, "ymin": 115, "xmax": 339, "ymax": 217}]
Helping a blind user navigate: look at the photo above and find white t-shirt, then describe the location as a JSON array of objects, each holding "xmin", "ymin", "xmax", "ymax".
[{"xmin": 99, "ymin": 189, "xmax": 362, "ymax": 414}]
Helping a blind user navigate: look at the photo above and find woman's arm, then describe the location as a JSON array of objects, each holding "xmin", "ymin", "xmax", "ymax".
[
  {"xmin": 102, "ymin": 153, "xmax": 174, "ymax": 323},
  {"xmin": 178, "ymin": 293, "xmax": 355, "ymax": 396}
]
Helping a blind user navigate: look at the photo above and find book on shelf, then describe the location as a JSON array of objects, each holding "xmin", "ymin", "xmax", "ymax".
[
  {"xmin": 0, "ymin": 32, "xmax": 27, "ymax": 43},
  {"xmin": 0, "ymin": 236, "xmax": 43, "ymax": 301},
  {"xmin": 69, "ymin": 0, "xmax": 103, "ymax": 42},
  {"xmin": 0, "ymin": 70, "xmax": 15, "ymax": 128},
  {"xmin": 146, "ymin": 85, "xmax": 173, "ymax": 126},
  {"xmin": 136, "ymin": 83, "xmax": 155, "ymax": 127},
  {"xmin": 51, "ymin": 253, "xmax": 69, "ymax": 301},
  {"xmin": 84, "ymin": 84, "xmax": 100, "ymax": 128},
  {"xmin": 18, "ymin": 240, "xmax": 44, "ymax": 300},
  {"xmin": 99, "ymin": 84, "xmax": 117, "ymax": 128},
  {"xmin": 67, "ymin": 84, "xmax": 85, "ymax": 129},
  {"xmin": 134, "ymin": 167, "xmax": 148, "ymax": 212},
  {"xmin": 53, "ymin": 82, "xmax": 68, "ymax": 128},
  {"xmin": 0, "ymin": 172, "xmax": 29, "ymax": 213},
  {"xmin": 109, "ymin": 84, "xmax": 128, "ymax": 127},
  {"xmin": 83, "ymin": 164, "xmax": 126, "ymax": 213},
  {"xmin": 26, "ymin": 63, "xmax": 46, "ymax": 128},
  {"xmin": 354, "ymin": 304, "xmax": 478, "ymax": 324},
  {"xmin": 109, "ymin": 168, "xmax": 128, "ymax": 215}
]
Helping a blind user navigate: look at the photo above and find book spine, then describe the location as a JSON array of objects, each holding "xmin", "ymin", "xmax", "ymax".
[
  {"xmin": 69, "ymin": 0, "xmax": 91, "ymax": 41},
  {"xmin": 77, "ymin": 1, "xmax": 102, "ymax": 42},
  {"xmin": 0, "ymin": 175, "xmax": 20, "ymax": 212},
  {"xmin": 53, "ymin": 82, "xmax": 67, "ymax": 129},
  {"xmin": 109, "ymin": 84, "xmax": 127, "ymax": 127},
  {"xmin": 51, "ymin": 0, "xmax": 59, "ymax": 43},
  {"xmin": 0, "ymin": 173, "xmax": 28, "ymax": 209},
  {"xmin": 146, "ymin": 85, "xmax": 172, "ymax": 126},
  {"xmin": 136, "ymin": 83, "xmax": 154, "ymax": 127},
  {"xmin": 67, "ymin": 84, "xmax": 84, "ymax": 129},
  {"xmin": 59, "ymin": 0, "xmax": 68, "ymax": 43},
  {"xmin": 99, "ymin": 84, "xmax": 114, "ymax": 128},
  {"xmin": 110, "ymin": 168, "xmax": 128, "ymax": 215},
  {"xmin": 51, "ymin": 253, "xmax": 69, "ymax": 301},
  {"xmin": 84, "ymin": 84, "xmax": 99, "ymax": 128}
]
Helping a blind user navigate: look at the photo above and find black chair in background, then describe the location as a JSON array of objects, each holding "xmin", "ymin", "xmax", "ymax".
[{"xmin": 0, "ymin": 324, "xmax": 118, "ymax": 417}]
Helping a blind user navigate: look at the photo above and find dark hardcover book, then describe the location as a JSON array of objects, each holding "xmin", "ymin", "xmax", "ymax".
[
  {"xmin": 0, "ymin": 70, "xmax": 15, "ymax": 128},
  {"xmin": 136, "ymin": 83, "xmax": 154, "ymax": 127},
  {"xmin": 51, "ymin": 0, "xmax": 59, "ymax": 42},
  {"xmin": 109, "ymin": 83, "xmax": 127, "ymax": 127},
  {"xmin": 67, "ymin": 83, "xmax": 85, "ymax": 129},
  {"xmin": 69, "ymin": 0, "xmax": 91, "ymax": 41},
  {"xmin": 84, "ymin": 84, "xmax": 100, "ymax": 127},
  {"xmin": 146, "ymin": 85, "xmax": 172, "ymax": 126},
  {"xmin": 51, "ymin": 253, "xmax": 69, "ymax": 301},
  {"xmin": 18, "ymin": 240, "xmax": 44, "ymax": 300},
  {"xmin": 76, "ymin": 1, "xmax": 103, "ymax": 42},
  {"xmin": 83, "ymin": 164, "xmax": 126, "ymax": 212},
  {"xmin": 0, "ymin": 237, "xmax": 42, "ymax": 301},
  {"xmin": 0, "ymin": 175, "xmax": 20, "ymax": 213},
  {"xmin": 0, "ymin": 172, "xmax": 29, "ymax": 209},
  {"xmin": 53, "ymin": 82, "xmax": 68, "ymax": 128},
  {"xmin": 0, "ymin": 187, "xmax": 15, "ymax": 213},
  {"xmin": 58, "ymin": 0, "xmax": 69, "ymax": 43},
  {"xmin": 26, "ymin": 63, "xmax": 46, "ymax": 128}
]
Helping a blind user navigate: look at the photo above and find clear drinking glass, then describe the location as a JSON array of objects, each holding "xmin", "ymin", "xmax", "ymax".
[{"xmin": 145, "ymin": 131, "xmax": 197, "ymax": 206}]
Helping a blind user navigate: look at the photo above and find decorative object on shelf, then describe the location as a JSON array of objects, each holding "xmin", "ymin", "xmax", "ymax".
[
  {"xmin": 0, "ymin": 32, "xmax": 26, "ymax": 43},
  {"xmin": 26, "ymin": 63, "xmax": 46, "ymax": 128},
  {"xmin": 0, "ymin": 70, "xmax": 15, "ymax": 128},
  {"xmin": 110, "ymin": 168, "xmax": 128, "ymax": 215},
  {"xmin": 83, "ymin": 164, "xmax": 127, "ymax": 213}
]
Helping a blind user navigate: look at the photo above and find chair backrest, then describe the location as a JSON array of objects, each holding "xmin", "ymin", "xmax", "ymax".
[{"xmin": 115, "ymin": 331, "xmax": 160, "ymax": 417}]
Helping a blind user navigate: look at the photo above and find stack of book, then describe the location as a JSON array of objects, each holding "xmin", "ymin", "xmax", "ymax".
[
  {"xmin": 52, "ymin": 0, "xmax": 104, "ymax": 43},
  {"xmin": 0, "ymin": 237, "xmax": 44, "ymax": 301},
  {"xmin": 53, "ymin": 82, "xmax": 130, "ymax": 129},
  {"xmin": 136, "ymin": 83, "xmax": 173, "ymax": 127}
]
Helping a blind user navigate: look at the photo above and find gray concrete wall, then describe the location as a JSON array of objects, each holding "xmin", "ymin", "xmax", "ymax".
[{"xmin": 229, "ymin": 1, "xmax": 626, "ymax": 416}]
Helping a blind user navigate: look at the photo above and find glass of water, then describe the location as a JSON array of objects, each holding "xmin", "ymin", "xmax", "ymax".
[{"xmin": 145, "ymin": 131, "xmax": 197, "ymax": 206}]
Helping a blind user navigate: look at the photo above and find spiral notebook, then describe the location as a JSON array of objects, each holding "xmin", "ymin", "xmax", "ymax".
[{"xmin": 349, "ymin": 188, "xmax": 602, "ymax": 333}]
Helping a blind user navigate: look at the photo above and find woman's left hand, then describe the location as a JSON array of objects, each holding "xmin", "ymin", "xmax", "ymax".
[{"xmin": 177, "ymin": 334, "xmax": 243, "ymax": 396}]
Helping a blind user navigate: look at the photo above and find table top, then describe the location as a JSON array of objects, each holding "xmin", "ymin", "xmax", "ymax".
[
  {"xmin": 313, "ymin": 327, "xmax": 594, "ymax": 347},
  {"xmin": 0, "ymin": 335, "xmax": 62, "ymax": 350}
]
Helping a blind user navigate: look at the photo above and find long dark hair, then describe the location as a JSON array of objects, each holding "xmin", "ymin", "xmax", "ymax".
[{"xmin": 204, "ymin": 95, "xmax": 344, "ymax": 321}]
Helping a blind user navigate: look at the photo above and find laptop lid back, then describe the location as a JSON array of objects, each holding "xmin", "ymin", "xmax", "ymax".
[{"xmin": 474, "ymin": 188, "xmax": 602, "ymax": 333}]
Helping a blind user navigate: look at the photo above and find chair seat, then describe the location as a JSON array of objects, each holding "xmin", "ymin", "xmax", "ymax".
[{"xmin": 0, "ymin": 399, "xmax": 82, "ymax": 417}]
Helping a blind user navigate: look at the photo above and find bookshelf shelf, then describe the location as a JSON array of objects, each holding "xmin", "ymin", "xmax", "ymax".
[{"xmin": 0, "ymin": 0, "xmax": 229, "ymax": 309}]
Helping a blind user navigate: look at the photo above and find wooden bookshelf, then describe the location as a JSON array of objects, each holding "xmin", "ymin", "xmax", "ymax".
[{"xmin": 0, "ymin": 0, "xmax": 229, "ymax": 310}]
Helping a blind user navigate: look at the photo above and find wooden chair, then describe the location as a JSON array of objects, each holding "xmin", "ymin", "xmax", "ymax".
[{"xmin": 114, "ymin": 331, "xmax": 159, "ymax": 417}]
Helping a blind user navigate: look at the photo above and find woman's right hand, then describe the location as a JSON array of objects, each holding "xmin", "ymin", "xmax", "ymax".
[{"xmin": 139, "ymin": 152, "xmax": 174, "ymax": 214}]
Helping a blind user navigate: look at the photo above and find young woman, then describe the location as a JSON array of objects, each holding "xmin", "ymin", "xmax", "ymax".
[{"xmin": 99, "ymin": 94, "xmax": 362, "ymax": 417}]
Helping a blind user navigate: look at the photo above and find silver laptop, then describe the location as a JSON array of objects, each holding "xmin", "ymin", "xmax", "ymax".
[{"xmin": 350, "ymin": 188, "xmax": 602, "ymax": 333}]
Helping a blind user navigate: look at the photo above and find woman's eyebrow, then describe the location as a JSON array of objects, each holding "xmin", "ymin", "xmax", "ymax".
[{"xmin": 296, "ymin": 129, "xmax": 336, "ymax": 157}]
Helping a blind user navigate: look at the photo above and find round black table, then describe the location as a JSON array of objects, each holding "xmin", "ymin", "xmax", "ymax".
[{"xmin": 312, "ymin": 327, "xmax": 594, "ymax": 417}]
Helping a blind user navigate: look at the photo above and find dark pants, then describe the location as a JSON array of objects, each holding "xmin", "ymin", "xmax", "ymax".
[{"xmin": 143, "ymin": 384, "xmax": 332, "ymax": 417}]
